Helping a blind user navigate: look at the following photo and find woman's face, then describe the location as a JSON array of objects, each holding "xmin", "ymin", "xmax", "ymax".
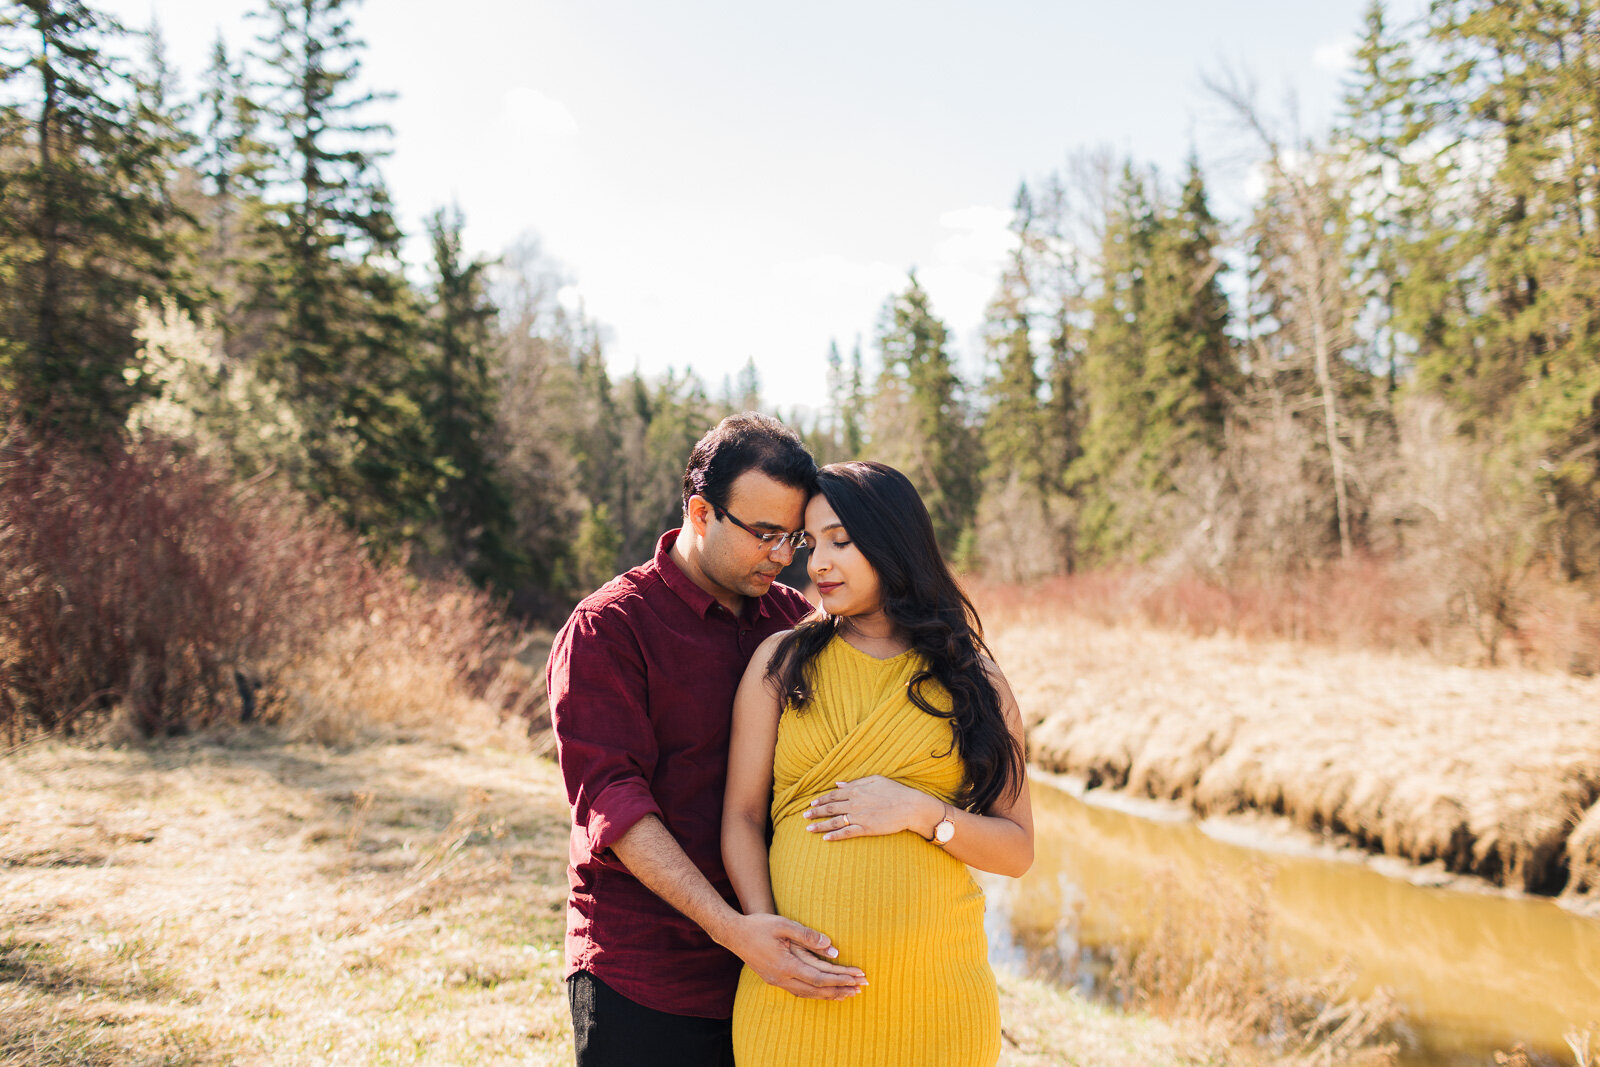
[{"xmin": 804, "ymin": 494, "xmax": 883, "ymax": 619}]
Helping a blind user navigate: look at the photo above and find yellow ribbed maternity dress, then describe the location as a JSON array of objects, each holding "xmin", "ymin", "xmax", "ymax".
[{"xmin": 731, "ymin": 636, "xmax": 1000, "ymax": 1067}]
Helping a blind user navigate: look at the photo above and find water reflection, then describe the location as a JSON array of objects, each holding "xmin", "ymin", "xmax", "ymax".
[{"xmin": 982, "ymin": 777, "xmax": 1600, "ymax": 1066}]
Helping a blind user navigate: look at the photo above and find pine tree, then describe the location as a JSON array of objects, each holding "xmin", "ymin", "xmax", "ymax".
[
  {"xmin": 872, "ymin": 272, "xmax": 980, "ymax": 557},
  {"xmin": 1028, "ymin": 168, "xmax": 1091, "ymax": 570},
  {"xmin": 982, "ymin": 183, "xmax": 1048, "ymax": 492},
  {"xmin": 1141, "ymin": 154, "xmax": 1235, "ymax": 460},
  {"xmin": 823, "ymin": 337, "xmax": 866, "ymax": 460},
  {"xmin": 192, "ymin": 33, "xmax": 270, "ymax": 360},
  {"xmin": 248, "ymin": 0, "xmax": 434, "ymax": 546},
  {"xmin": 734, "ymin": 357, "xmax": 761, "ymax": 412},
  {"xmin": 1408, "ymin": 0, "xmax": 1600, "ymax": 577},
  {"xmin": 973, "ymin": 182, "xmax": 1060, "ymax": 579},
  {"xmin": 423, "ymin": 205, "xmax": 522, "ymax": 587},
  {"xmin": 1341, "ymin": 0, "xmax": 1424, "ymax": 393},
  {"xmin": 0, "ymin": 0, "xmax": 179, "ymax": 435},
  {"xmin": 1070, "ymin": 163, "xmax": 1161, "ymax": 558},
  {"xmin": 1070, "ymin": 159, "xmax": 1237, "ymax": 561}
]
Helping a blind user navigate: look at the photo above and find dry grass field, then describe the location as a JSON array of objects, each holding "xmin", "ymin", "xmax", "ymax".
[
  {"xmin": 0, "ymin": 732, "xmax": 575, "ymax": 1065},
  {"xmin": 1, "ymin": 728, "xmax": 1272, "ymax": 1066},
  {"xmin": 980, "ymin": 595, "xmax": 1600, "ymax": 911}
]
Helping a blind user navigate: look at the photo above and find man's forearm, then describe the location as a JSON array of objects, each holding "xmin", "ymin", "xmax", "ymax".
[
  {"xmin": 611, "ymin": 814, "xmax": 740, "ymax": 945},
  {"xmin": 612, "ymin": 813, "xmax": 865, "ymax": 998}
]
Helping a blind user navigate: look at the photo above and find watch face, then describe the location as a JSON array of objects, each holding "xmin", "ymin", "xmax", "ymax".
[{"xmin": 934, "ymin": 819, "xmax": 955, "ymax": 844}]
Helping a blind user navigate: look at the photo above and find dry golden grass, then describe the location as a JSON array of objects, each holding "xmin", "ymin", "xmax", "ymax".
[
  {"xmin": 994, "ymin": 971, "xmax": 1233, "ymax": 1066},
  {"xmin": 0, "ymin": 733, "xmax": 572, "ymax": 1065},
  {"xmin": 981, "ymin": 598, "xmax": 1600, "ymax": 910},
  {"xmin": 1, "ymin": 725, "xmax": 1339, "ymax": 1067},
  {"xmin": 1107, "ymin": 864, "xmax": 1399, "ymax": 1067},
  {"xmin": 261, "ymin": 616, "xmax": 550, "ymax": 753}
]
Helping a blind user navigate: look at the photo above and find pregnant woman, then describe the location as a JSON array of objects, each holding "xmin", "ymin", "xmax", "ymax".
[{"xmin": 722, "ymin": 461, "xmax": 1033, "ymax": 1067}]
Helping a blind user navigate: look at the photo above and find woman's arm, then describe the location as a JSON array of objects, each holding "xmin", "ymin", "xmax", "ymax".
[
  {"xmin": 721, "ymin": 632, "xmax": 787, "ymax": 916},
  {"xmin": 803, "ymin": 661, "xmax": 1034, "ymax": 878}
]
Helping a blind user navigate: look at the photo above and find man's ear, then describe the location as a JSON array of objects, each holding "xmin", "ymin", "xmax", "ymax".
[{"xmin": 685, "ymin": 495, "xmax": 713, "ymax": 537}]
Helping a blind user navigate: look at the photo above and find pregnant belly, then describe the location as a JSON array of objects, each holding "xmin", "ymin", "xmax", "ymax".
[{"xmin": 767, "ymin": 815, "xmax": 985, "ymax": 970}]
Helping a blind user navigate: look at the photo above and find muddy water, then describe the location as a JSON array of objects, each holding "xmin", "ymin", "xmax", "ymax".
[{"xmin": 980, "ymin": 776, "xmax": 1600, "ymax": 1066}]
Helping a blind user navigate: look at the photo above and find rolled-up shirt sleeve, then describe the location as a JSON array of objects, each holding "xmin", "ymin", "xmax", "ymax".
[{"xmin": 549, "ymin": 605, "xmax": 663, "ymax": 855}]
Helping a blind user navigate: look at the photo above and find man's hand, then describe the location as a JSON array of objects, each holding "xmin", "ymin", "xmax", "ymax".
[
  {"xmin": 611, "ymin": 817, "xmax": 866, "ymax": 1000},
  {"xmin": 721, "ymin": 912, "xmax": 867, "ymax": 1000}
]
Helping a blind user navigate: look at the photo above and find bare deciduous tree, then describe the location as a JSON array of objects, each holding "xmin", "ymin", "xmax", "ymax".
[{"xmin": 1210, "ymin": 71, "xmax": 1361, "ymax": 560}]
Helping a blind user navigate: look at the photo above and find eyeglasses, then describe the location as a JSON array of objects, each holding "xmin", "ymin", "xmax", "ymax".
[{"xmin": 710, "ymin": 502, "xmax": 812, "ymax": 554}]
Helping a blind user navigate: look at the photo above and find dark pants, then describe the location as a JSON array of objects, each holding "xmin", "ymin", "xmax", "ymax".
[{"xmin": 568, "ymin": 970, "xmax": 734, "ymax": 1067}]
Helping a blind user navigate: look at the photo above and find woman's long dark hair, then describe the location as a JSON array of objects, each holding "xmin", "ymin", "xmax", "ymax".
[{"xmin": 765, "ymin": 461, "xmax": 1025, "ymax": 814}]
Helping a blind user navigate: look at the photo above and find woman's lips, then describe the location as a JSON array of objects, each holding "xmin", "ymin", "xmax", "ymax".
[{"xmin": 816, "ymin": 582, "xmax": 842, "ymax": 595}]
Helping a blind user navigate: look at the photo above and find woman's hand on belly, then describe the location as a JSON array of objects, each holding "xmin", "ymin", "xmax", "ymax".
[{"xmin": 803, "ymin": 776, "xmax": 943, "ymax": 842}]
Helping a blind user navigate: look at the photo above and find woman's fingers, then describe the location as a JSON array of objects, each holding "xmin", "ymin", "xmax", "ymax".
[{"xmin": 804, "ymin": 794, "xmax": 850, "ymax": 819}]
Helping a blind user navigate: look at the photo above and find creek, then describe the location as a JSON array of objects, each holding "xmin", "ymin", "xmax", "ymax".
[{"xmin": 980, "ymin": 775, "xmax": 1600, "ymax": 1066}]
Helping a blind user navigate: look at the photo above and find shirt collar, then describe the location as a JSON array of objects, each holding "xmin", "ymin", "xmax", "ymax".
[{"xmin": 655, "ymin": 528, "xmax": 776, "ymax": 623}]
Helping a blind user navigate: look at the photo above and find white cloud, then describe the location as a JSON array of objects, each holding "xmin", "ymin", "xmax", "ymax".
[
  {"xmin": 1312, "ymin": 38, "xmax": 1355, "ymax": 74},
  {"xmin": 500, "ymin": 87, "xmax": 578, "ymax": 140}
]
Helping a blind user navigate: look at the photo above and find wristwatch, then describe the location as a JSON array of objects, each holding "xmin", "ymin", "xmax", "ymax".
[{"xmin": 930, "ymin": 802, "xmax": 955, "ymax": 846}]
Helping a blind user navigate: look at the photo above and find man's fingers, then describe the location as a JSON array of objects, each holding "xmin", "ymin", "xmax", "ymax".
[
  {"xmin": 788, "ymin": 946, "xmax": 866, "ymax": 981},
  {"xmin": 780, "ymin": 919, "xmax": 837, "ymax": 957},
  {"xmin": 782, "ymin": 980, "xmax": 860, "ymax": 1000}
]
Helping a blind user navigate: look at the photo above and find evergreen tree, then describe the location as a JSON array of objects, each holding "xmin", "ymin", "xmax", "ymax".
[
  {"xmin": 423, "ymin": 205, "xmax": 521, "ymax": 587},
  {"xmin": 1341, "ymin": 0, "xmax": 1424, "ymax": 392},
  {"xmin": 733, "ymin": 357, "xmax": 761, "ymax": 412},
  {"xmin": 981, "ymin": 182, "xmax": 1048, "ymax": 492},
  {"xmin": 973, "ymin": 182, "xmax": 1062, "ymax": 579},
  {"xmin": 1070, "ymin": 164, "xmax": 1162, "ymax": 558},
  {"xmin": 0, "ymin": 0, "xmax": 179, "ymax": 435},
  {"xmin": 823, "ymin": 337, "xmax": 866, "ymax": 460},
  {"xmin": 192, "ymin": 33, "xmax": 270, "ymax": 361},
  {"xmin": 248, "ymin": 0, "xmax": 433, "ymax": 546},
  {"xmin": 1070, "ymin": 159, "xmax": 1236, "ymax": 560},
  {"xmin": 1029, "ymin": 168, "xmax": 1091, "ymax": 569},
  {"xmin": 1407, "ymin": 0, "xmax": 1600, "ymax": 576},
  {"xmin": 871, "ymin": 272, "xmax": 980, "ymax": 557},
  {"xmin": 1142, "ymin": 154, "xmax": 1235, "ymax": 458},
  {"xmin": 1043, "ymin": 298, "xmax": 1083, "ymax": 492}
]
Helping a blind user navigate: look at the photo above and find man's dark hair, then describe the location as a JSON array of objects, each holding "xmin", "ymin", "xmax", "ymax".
[{"xmin": 681, "ymin": 412, "xmax": 816, "ymax": 510}]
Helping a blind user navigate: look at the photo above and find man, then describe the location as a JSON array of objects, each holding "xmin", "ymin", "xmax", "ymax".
[{"xmin": 548, "ymin": 413, "xmax": 866, "ymax": 1066}]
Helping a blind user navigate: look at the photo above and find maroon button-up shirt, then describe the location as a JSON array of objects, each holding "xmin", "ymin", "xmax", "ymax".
[{"xmin": 548, "ymin": 529, "xmax": 813, "ymax": 1018}]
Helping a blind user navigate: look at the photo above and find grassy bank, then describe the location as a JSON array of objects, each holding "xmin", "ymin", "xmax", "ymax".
[
  {"xmin": 2, "ymin": 733, "xmax": 1263, "ymax": 1066},
  {"xmin": 982, "ymin": 598, "xmax": 1600, "ymax": 912}
]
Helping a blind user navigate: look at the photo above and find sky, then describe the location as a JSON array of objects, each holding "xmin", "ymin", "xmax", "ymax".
[{"xmin": 99, "ymin": 0, "xmax": 1419, "ymax": 412}]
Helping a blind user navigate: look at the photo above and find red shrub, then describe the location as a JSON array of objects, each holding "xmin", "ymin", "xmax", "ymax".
[{"xmin": 0, "ymin": 421, "xmax": 534, "ymax": 743}]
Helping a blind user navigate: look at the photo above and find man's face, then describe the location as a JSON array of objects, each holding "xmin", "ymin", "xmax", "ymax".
[{"xmin": 693, "ymin": 470, "xmax": 807, "ymax": 603}]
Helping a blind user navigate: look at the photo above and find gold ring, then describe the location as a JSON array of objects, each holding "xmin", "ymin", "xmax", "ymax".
[{"xmin": 840, "ymin": 813, "xmax": 849, "ymax": 826}]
